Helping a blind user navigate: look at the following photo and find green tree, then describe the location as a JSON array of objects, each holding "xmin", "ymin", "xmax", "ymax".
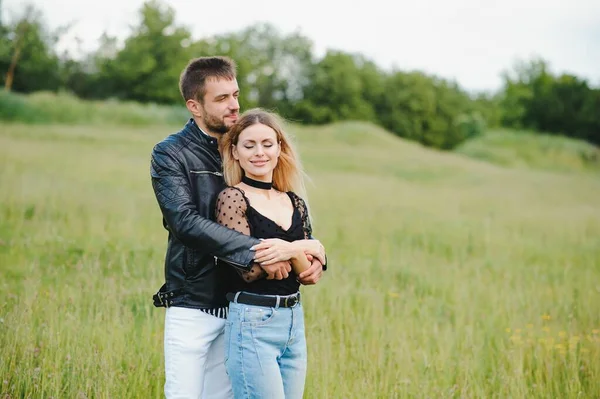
[
  {"xmin": 188, "ymin": 23, "xmax": 315, "ymax": 115},
  {"xmin": 500, "ymin": 58, "xmax": 600, "ymax": 145},
  {"xmin": 498, "ymin": 59, "xmax": 544, "ymax": 129},
  {"xmin": 472, "ymin": 92, "xmax": 502, "ymax": 128},
  {"xmin": 95, "ymin": 0, "xmax": 194, "ymax": 103},
  {"xmin": 579, "ymin": 88, "xmax": 600, "ymax": 145},
  {"xmin": 0, "ymin": 4, "xmax": 64, "ymax": 92},
  {"xmin": 377, "ymin": 71, "xmax": 478, "ymax": 149},
  {"xmin": 298, "ymin": 50, "xmax": 377, "ymax": 123}
]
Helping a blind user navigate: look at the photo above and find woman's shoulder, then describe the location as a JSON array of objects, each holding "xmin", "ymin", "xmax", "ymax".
[
  {"xmin": 218, "ymin": 185, "xmax": 244, "ymax": 195},
  {"xmin": 217, "ymin": 185, "xmax": 247, "ymax": 202},
  {"xmin": 285, "ymin": 191, "xmax": 307, "ymax": 208},
  {"xmin": 285, "ymin": 190, "xmax": 305, "ymax": 200}
]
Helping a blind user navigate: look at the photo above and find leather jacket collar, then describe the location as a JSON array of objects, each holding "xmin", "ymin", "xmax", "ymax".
[{"xmin": 185, "ymin": 118, "xmax": 219, "ymax": 149}]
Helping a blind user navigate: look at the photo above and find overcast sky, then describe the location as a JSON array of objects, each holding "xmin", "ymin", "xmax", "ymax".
[{"xmin": 3, "ymin": 0, "xmax": 600, "ymax": 92}]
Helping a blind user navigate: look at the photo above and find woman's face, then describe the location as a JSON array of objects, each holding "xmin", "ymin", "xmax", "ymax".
[{"xmin": 232, "ymin": 123, "xmax": 281, "ymax": 182}]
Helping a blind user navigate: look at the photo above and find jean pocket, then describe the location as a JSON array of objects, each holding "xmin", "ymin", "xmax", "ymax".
[{"xmin": 241, "ymin": 306, "xmax": 277, "ymax": 326}]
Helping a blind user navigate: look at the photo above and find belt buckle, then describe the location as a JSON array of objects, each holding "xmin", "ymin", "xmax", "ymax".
[
  {"xmin": 154, "ymin": 292, "xmax": 165, "ymax": 307},
  {"xmin": 159, "ymin": 292, "xmax": 173, "ymax": 308},
  {"xmin": 160, "ymin": 292, "xmax": 170, "ymax": 308},
  {"xmin": 283, "ymin": 294, "xmax": 298, "ymax": 307}
]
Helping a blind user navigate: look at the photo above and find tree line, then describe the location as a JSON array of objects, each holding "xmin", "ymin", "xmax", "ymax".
[{"xmin": 1, "ymin": 0, "xmax": 598, "ymax": 149}]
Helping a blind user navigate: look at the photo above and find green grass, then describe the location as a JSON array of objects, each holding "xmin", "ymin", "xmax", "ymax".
[
  {"xmin": 1, "ymin": 120, "xmax": 599, "ymax": 398},
  {"xmin": 455, "ymin": 128, "xmax": 600, "ymax": 174},
  {"xmin": 0, "ymin": 90, "xmax": 188, "ymax": 126}
]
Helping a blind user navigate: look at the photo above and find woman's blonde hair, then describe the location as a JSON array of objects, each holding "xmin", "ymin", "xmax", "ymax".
[{"xmin": 220, "ymin": 108, "xmax": 310, "ymax": 206}]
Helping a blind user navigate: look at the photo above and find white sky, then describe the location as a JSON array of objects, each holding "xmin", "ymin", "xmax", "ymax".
[{"xmin": 3, "ymin": 0, "xmax": 600, "ymax": 93}]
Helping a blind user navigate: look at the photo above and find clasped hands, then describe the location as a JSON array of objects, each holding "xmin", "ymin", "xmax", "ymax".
[{"xmin": 251, "ymin": 239, "xmax": 326, "ymax": 285}]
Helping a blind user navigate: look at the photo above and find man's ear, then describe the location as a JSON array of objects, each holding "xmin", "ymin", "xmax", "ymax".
[{"xmin": 186, "ymin": 99, "xmax": 202, "ymax": 117}]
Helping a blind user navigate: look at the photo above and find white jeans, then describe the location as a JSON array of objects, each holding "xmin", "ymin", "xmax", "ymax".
[{"xmin": 164, "ymin": 307, "xmax": 233, "ymax": 399}]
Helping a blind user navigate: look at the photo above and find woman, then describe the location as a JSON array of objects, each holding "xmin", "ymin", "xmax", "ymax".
[{"xmin": 215, "ymin": 108, "xmax": 320, "ymax": 399}]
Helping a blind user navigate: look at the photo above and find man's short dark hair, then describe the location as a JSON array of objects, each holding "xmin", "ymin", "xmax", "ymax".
[{"xmin": 179, "ymin": 56, "xmax": 237, "ymax": 103}]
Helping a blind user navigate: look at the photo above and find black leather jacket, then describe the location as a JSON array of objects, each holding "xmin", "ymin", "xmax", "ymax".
[{"xmin": 150, "ymin": 119, "xmax": 260, "ymax": 309}]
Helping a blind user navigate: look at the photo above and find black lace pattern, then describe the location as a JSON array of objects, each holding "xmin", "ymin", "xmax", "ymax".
[{"xmin": 215, "ymin": 186, "xmax": 310, "ymax": 291}]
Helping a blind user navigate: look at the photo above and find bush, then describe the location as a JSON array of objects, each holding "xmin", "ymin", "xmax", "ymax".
[
  {"xmin": 454, "ymin": 112, "xmax": 486, "ymax": 142},
  {"xmin": 0, "ymin": 90, "xmax": 49, "ymax": 123}
]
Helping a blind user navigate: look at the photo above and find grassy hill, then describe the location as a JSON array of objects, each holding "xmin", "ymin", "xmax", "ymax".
[
  {"xmin": 1, "ymin": 119, "xmax": 599, "ymax": 398},
  {"xmin": 455, "ymin": 128, "xmax": 600, "ymax": 174},
  {"xmin": 0, "ymin": 90, "xmax": 188, "ymax": 126}
]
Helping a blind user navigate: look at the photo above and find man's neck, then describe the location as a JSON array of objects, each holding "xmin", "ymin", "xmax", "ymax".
[{"xmin": 193, "ymin": 117, "xmax": 221, "ymax": 140}]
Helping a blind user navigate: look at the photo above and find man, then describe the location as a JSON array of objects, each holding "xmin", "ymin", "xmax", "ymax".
[{"xmin": 150, "ymin": 56, "xmax": 326, "ymax": 399}]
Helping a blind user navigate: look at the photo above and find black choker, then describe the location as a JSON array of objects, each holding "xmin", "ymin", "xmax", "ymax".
[{"xmin": 242, "ymin": 175, "xmax": 273, "ymax": 190}]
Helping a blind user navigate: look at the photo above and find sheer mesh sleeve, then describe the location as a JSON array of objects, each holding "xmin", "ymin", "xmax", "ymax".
[
  {"xmin": 215, "ymin": 187, "xmax": 266, "ymax": 282},
  {"xmin": 289, "ymin": 192, "xmax": 312, "ymax": 239},
  {"xmin": 289, "ymin": 191, "xmax": 328, "ymax": 269}
]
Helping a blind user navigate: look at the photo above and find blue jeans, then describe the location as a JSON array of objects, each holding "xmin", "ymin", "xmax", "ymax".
[{"xmin": 224, "ymin": 294, "xmax": 307, "ymax": 399}]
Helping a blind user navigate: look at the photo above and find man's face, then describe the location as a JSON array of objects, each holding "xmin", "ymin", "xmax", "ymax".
[{"xmin": 196, "ymin": 78, "xmax": 240, "ymax": 135}]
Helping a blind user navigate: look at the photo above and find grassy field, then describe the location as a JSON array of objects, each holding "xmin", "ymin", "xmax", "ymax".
[
  {"xmin": 1, "ymin": 121, "xmax": 599, "ymax": 398},
  {"xmin": 455, "ymin": 128, "xmax": 600, "ymax": 174}
]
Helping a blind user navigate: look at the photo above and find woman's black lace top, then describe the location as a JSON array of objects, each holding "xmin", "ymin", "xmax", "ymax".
[{"xmin": 215, "ymin": 186, "xmax": 312, "ymax": 295}]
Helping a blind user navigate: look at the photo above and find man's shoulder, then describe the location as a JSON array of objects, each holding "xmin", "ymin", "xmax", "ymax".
[{"xmin": 152, "ymin": 127, "xmax": 190, "ymax": 156}]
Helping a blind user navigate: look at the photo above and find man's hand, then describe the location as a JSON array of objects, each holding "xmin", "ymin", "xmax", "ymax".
[
  {"xmin": 259, "ymin": 260, "xmax": 292, "ymax": 280},
  {"xmin": 297, "ymin": 257, "xmax": 323, "ymax": 285}
]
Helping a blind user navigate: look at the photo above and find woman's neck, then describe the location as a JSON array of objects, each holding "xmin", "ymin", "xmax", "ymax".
[{"xmin": 241, "ymin": 175, "xmax": 272, "ymax": 190}]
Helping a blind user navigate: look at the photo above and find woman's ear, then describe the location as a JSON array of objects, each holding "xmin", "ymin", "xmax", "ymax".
[{"xmin": 232, "ymin": 144, "xmax": 239, "ymax": 160}]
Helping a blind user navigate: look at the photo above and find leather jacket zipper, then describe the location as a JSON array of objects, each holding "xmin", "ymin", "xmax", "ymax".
[
  {"xmin": 214, "ymin": 256, "xmax": 251, "ymax": 271},
  {"xmin": 190, "ymin": 170, "xmax": 223, "ymax": 176}
]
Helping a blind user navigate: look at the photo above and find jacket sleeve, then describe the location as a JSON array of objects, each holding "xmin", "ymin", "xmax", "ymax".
[{"xmin": 150, "ymin": 143, "xmax": 259, "ymax": 271}]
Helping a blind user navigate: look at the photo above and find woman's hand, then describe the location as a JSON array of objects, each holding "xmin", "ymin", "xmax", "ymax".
[
  {"xmin": 252, "ymin": 239, "xmax": 303, "ymax": 265},
  {"xmin": 292, "ymin": 239, "xmax": 326, "ymax": 265}
]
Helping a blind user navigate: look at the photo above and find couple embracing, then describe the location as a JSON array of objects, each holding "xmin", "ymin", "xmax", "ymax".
[{"xmin": 150, "ymin": 56, "xmax": 328, "ymax": 399}]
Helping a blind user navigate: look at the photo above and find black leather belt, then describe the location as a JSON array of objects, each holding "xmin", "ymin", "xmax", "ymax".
[{"xmin": 226, "ymin": 291, "xmax": 301, "ymax": 308}]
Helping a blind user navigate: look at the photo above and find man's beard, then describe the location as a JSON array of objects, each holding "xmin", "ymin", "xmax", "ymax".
[{"xmin": 203, "ymin": 110, "xmax": 233, "ymax": 135}]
